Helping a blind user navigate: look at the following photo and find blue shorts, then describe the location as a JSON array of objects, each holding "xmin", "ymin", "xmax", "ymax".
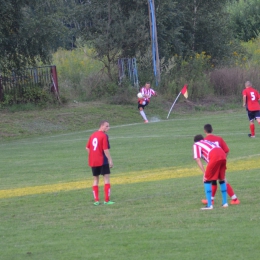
[
  {"xmin": 247, "ymin": 110, "xmax": 260, "ymax": 121},
  {"xmin": 91, "ymin": 164, "xmax": 110, "ymax": 176}
]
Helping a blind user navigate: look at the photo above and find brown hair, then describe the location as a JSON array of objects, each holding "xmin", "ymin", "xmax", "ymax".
[{"xmin": 194, "ymin": 134, "xmax": 204, "ymax": 142}]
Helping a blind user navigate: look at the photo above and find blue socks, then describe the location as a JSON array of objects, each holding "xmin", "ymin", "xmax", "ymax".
[
  {"xmin": 204, "ymin": 182, "xmax": 212, "ymax": 207},
  {"xmin": 220, "ymin": 182, "xmax": 227, "ymax": 205}
]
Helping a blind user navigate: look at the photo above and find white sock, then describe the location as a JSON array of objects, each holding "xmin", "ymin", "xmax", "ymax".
[
  {"xmin": 140, "ymin": 110, "xmax": 147, "ymax": 121},
  {"xmin": 231, "ymin": 195, "xmax": 237, "ymax": 200}
]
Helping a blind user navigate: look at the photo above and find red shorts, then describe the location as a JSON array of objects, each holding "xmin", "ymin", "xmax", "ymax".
[{"xmin": 204, "ymin": 148, "xmax": 226, "ymax": 181}]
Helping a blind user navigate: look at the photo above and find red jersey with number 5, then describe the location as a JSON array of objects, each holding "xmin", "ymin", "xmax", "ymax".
[
  {"xmin": 86, "ymin": 131, "xmax": 110, "ymax": 167},
  {"xmin": 242, "ymin": 87, "xmax": 260, "ymax": 111}
]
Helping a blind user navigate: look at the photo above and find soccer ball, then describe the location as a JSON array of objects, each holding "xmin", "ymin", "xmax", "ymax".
[{"xmin": 137, "ymin": 93, "xmax": 143, "ymax": 98}]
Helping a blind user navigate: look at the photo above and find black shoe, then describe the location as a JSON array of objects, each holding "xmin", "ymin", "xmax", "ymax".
[{"xmin": 248, "ymin": 134, "xmax": 255, "ymax": 138}]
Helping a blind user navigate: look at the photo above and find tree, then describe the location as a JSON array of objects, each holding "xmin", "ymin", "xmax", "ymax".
[
  {"xmin": 228, "ymin": 0, "xmax": 260, "ymax": 41},
  {"xmin": 71, "ymin": 0, "xmax": 150, "ymax": 80},
  {"xmin": 173, "ymin": 0, "xmax": 234, "ymax": 63},
  {"xmin": 154, "ymin": 0, "xmax": 184, "ymax": 60},
  {"xmin": 0, "ymin": 0, "xmax": 71, "ymax": 72}
]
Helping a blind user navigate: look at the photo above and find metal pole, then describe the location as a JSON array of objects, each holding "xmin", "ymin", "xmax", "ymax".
[
  {"xmin": 147, "ymin": 0, "xmax": 160, "ymax": 86},
  {"xmin": 152, "ymin": 0, "xmax": 160, "ymax": 84}
]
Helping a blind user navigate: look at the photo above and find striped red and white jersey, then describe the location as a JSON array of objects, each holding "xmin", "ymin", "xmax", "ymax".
[
  {"xmin": 140, "ymin": 87, "xmax": 156, "ymax": 101},
  {"xmin": 193, "ymin": 140, "xmax": 219, "ymax": 163}
]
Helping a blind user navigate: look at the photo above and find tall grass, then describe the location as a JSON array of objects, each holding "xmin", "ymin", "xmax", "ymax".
[{"xmin": 53, "ymin": 47, "xmax": 104, "ymax": 101}]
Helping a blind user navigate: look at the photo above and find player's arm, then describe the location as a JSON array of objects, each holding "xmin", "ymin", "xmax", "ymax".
[
  {"xmin": 243, "ymin": 95, "xmax": 247, "ymax": 107},
  {"xmin": 86, "ymin": 141, "xmax": 90, "ymax": 153},
  {"xmin": 104, "ymin": 149, "xmax": 113, "ymax": 168},
  {"xmin": 220, "ymin": 139, "xmax": 230, "ymax": 155},
  {"xmin": 151, "ymin": 89, "xmax": 157, "ymax": 96},
  {"xmin": 195, "ymin": 158, "xmax": 205, "ymax": 174}
]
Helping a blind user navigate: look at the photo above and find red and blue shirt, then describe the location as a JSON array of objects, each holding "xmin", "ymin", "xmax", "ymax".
[{"xmin": 86, "ymin": 131, "xmax": 110, "ymax": 167}]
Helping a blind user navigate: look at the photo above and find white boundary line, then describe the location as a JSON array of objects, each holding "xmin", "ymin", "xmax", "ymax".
[{"xmin": 0, "ymin": 112, "xmax": 247, "ymax": 147}]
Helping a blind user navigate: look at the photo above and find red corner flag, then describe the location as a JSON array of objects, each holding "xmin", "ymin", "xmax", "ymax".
[
  {"xmin": 167, "ymin": 84, "xmax": 188, "ymax": 119},
  {"xmin": 181, "ymin": 84, "xmax": 188, "ymax": 98}
]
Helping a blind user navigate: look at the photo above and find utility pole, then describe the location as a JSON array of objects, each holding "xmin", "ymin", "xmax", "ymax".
[{"xmin": 147, "ymin": 0, "xmax": 160, "ymax": 86}]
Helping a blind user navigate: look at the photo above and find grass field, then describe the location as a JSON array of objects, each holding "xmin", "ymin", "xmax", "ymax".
[{"xmin": 1, "ymin": 104, "xmax": 260, "ymax": 260}]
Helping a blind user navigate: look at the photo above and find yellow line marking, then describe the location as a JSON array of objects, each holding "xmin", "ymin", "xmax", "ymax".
[{"xmin": 1, "ymin": 158, "xmax": 260, "ymax": 199}]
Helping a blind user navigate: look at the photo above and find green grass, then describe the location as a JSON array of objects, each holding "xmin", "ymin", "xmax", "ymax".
[{"xmin": 1, "ymin": 103, "xmax": 260, "ymax": 259}]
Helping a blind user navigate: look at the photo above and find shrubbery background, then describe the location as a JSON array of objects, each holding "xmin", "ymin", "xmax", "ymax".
[{"xmin": 53, "ymin": 36, "xmax": 260, "ymax": 104}]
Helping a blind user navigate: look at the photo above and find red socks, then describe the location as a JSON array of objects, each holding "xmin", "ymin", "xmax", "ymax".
[
  {"xmin": 92, "ymin": 185, "xmax": 99, "ymax": 202},
  {"xmin": 93, "ymin": 184, "xmax": 111, "ymax": 202},
  {"xmin": 104, "ymin": 184, "xmax": 111, "ymax": 202},
  {"xmin": 226, "ymin": 183, "xmax": 235, "ymax": 197},
  {"xmin": 212, "ymin": 184, "xmax": 218, "ymax": 197},
  {"xmin": 250, "ymin": 124, "xmax": 255, "ymax": 136}
]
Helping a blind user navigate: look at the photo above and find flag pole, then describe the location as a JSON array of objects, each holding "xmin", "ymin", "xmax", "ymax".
[{"xmin": 167, "ymin": 92, "xmax": 182, "ymax": 119}]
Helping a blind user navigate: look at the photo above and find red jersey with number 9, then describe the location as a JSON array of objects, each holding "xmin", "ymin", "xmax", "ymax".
[
  {"xmin": 86, "ymin": 131, "xmax": 110, "ymax": 167},
  {"xmin": 242, "ymin": 87, "xmax": 260, "ymax": 111}
]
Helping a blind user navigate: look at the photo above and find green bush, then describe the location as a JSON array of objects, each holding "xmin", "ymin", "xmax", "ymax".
[
  {"xmin": 1, "ymin": 85, "xmax": 58, "ymax": 107},
  {"xmin": 159, "ymin": 52, "xmax": 213, "ymax": 100},
  {"xmin": 107, "ymin": 81, "xmax": 137, "ymax": 105}
]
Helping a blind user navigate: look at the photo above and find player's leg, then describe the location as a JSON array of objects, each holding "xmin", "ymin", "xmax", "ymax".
[
  {"xmin": 248, "ymin": 111, "xmax": 255, "ymax": 137},
  {"xmin": 201, "ymin": 159, "xmax": 219, "ymax": 209},
  {"xmin": 211, "ymin": 180, "xmax": 218, "ymax": 201},
  {"xmin": 201, "ymin": 180, "xmax": 217, "ymax": 205},
  {"xmin": 219, "ymin": 180, "xmax": 228, "ymax": 207},
  {"xmin": 219, "ymin": 160, "xmax": 228, "ymax": 207},
  {"xmin": 204, "ymin": 181, "xmax": 213, "ymax": 207},
  {"xmin": 249, "ymin": 121, "xmax": 255, "ymax": 137},
  {"xmin": 92, "ymin": 168, "xmax": 100, "ymax": 205},
  {"xmin": 201, "ymin": 181, "xmax": 213, "ymax": 210},
  {"xmin": 138, "ymin": 103, "xmax": 149, "ymax": 123},
  {"xmin": 225, "ymin": 180, "xmax": 240, "ymax": 204},
  {"xmin": 102, "ymin": 165, "xmax": 115, "ymax": 205}
]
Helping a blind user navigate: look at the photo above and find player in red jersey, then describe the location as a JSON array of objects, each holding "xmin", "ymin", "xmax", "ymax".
[
  {"xmin": 138, "ymin": 82, "xmax": 157, "ymax": 123},
  {"xmin": 193, "ymin": 135, "xmax": 228, "ymax": 210},
  {"xmin": 201, "ymin": 124, "xmax": 240, "ymax": 205},
  {"xmin": 86, "ymin": 120, "xmax": 114, "ymax": 205},
  {"xmin": 242, "ymin": 81, "xmax": 260, "ymax": 137}
]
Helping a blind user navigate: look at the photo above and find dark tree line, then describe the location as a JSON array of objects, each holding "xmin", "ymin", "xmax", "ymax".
[{"xmin": 1, "ymin": 0, "xmax": 260, "ymax": 73}]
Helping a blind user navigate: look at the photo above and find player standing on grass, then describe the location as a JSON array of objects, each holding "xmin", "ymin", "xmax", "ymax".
[
  {"xmin": 86, "ymin": 120, "xmax": 115, "ymax": 206},
  {"xmin": 242, "ymin": 81, "xmax": 260, "ymax": 138},
  {"xmin": 193, "ymin": 135, "xmax": 228, "ymax": 210},
  {"xmin": 138, "ymin": 82, "xmax": 157, "ymax": 123},
  {"xmin": 202, "ymin": 124, "xmax": 240, "ymax": 205}
]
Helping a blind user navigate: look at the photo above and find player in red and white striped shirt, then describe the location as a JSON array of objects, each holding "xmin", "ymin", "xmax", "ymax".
[
  {"xmin": 202, "ymin": 124, "xmax": 240, "ymax": 205},
  {"xmin": 193, "ymin": 134, "xmax": 228, "ymax": 210},
  {"xmin": 138, "ymin": 82, "xmax": 157, "ymax": 123}
]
